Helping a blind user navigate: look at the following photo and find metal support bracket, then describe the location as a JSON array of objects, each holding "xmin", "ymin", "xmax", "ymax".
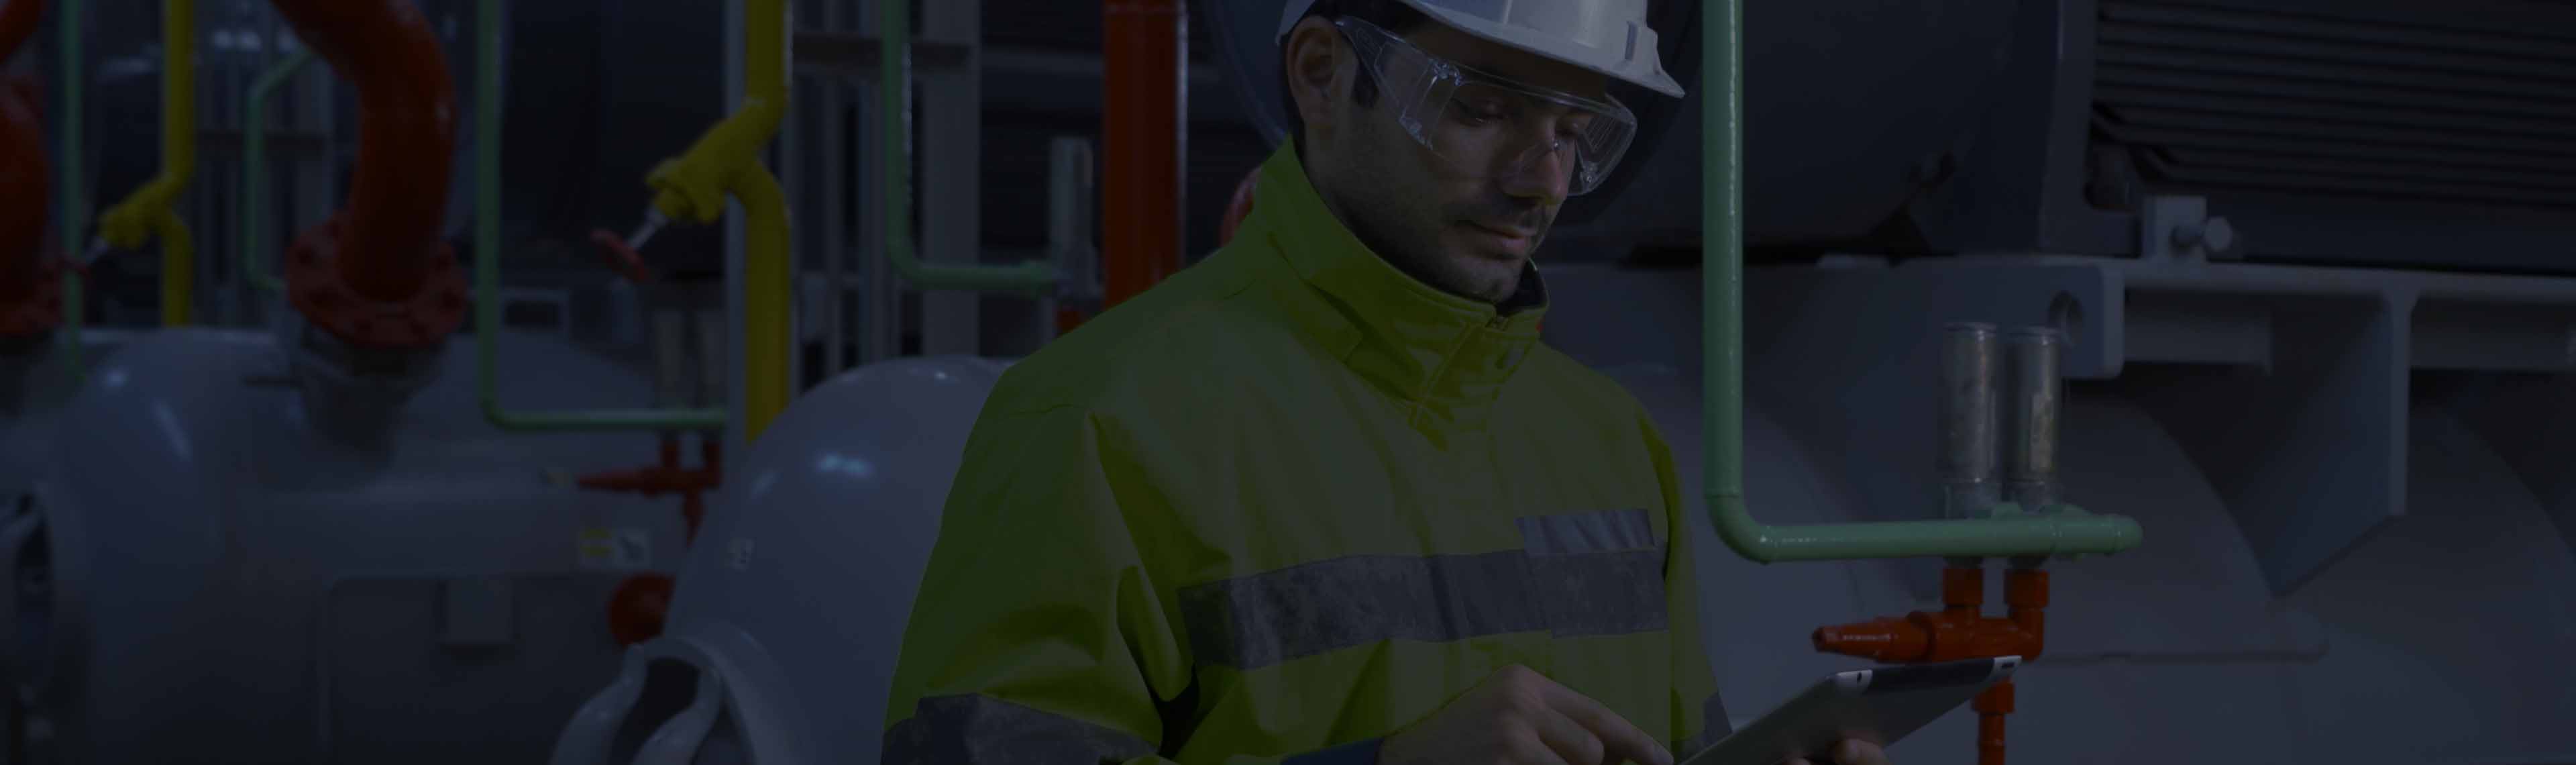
[{"xmin": 2139, "ymin": 195, "xmax": 2239, "ymax": 262}]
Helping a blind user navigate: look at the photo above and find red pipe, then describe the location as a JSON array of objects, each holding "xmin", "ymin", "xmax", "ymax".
[
  {"xmin": 0, "ymin": 75, "xmax": 42, "ymax": 303},
  {"xmin": 0, "ymin": 0, "xmax": 40, "ymax": 65},
  {"xmin": 0, "ymin": 0, "xmax": 50, "ymax": 315},
  {"xmin": 1101, "ymin": 0, "xmax": 1185, "ymax": 309},
  {"xmin": 269, "ymin": 0, "xmax": 455, "ymax": 304},
  {"xmin": 1974, "ymin": 680, "xmax": 2013, "ymax": 765},
  {"xmin": 1812, "ymin": 566, "xmax": 2048, "ymax": 765}
]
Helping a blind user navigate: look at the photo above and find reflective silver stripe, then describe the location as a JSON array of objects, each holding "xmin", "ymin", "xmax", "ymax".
[
  {"xmin": 1182, "ymin": 512, "xmax": 1668, "ymax": 670},
  {"xmin": 1517, "ymin": 508, "xmax": 1656, "ymax": 556},
  {"xmin": 881, "ymin": 694, "xmax": 1157, "ymax": 765}
]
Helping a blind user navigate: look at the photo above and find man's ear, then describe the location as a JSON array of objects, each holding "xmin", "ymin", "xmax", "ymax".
[{"xmin": 1283, "ymin": 17, "xmax": 1345, "ymax": 143}]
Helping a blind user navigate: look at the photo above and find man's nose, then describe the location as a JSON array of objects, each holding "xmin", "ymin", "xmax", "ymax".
[{"xmin": 1497, "ymin": 141, "xmax": 1572, "ymax": 206}]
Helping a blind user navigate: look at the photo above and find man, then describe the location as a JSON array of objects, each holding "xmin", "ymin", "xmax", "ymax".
[{"xmin": 882, "ymin": 1, "xmax": 1891, "ymax": 764}]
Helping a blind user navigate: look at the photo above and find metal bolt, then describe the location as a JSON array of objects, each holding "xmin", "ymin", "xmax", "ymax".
[
  {"xmin": 2203, "ymin": 217, "xmax": 2236, "ymax": 254},
  {"xmin": 2171, "ymin": 217, "xmax": 2237, "ymax": 256}
]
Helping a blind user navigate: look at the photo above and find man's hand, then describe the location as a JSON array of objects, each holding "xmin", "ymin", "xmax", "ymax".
[
  {"xmin": 1378, "ymin": 664, "xmax": 1674, "ymax": 765},
  {"xmin": 1784, "ymin": 739, "xmax": 1889, "ymax": 765}
]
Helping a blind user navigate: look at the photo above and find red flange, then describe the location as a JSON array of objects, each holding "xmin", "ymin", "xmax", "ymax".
[
  {"xmin": 607, "ymin": 573, "xmax": 676, "ymax": 646},
  {"xmin": 284, "ymin": 213, "xmax": 471, "ymax": 348}
]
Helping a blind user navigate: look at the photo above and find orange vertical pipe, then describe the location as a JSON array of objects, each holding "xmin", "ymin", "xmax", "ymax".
[
  {"xmin": 1974, "ymin": 680, "xmax": 2013, "ymax": 765},
  {"xmin": 268, "ymin": 0, "xmax": 455, "ymax": 303},
  {"xmin": 1101, "ymin": 0, "xmax": 1185, "ymax": 308}
]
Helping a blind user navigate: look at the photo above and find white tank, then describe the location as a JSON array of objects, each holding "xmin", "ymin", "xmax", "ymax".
[
  {"xmin": 1, "ymin": 332, "xmax": 135, "ymax": 496},
  {"xmin": 549, "ymin": 356, "xmax": 1006, "ymax": 765},
  {"xmin": 9, "ymin": 325, "xmax": 689, "ymax": 764}
]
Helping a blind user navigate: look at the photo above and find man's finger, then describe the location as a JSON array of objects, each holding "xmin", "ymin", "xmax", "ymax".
[
  {"xmin": 1536, "ymin": 680, "xmax": 1672, "ymax": 765},
  {"xmin": 1832, "ymin": 739, "xmax": 1889, "ymax": 765},
  {"xmin": 1528, "ymin": 705, "xmax": 1608, "ymax": 765}
]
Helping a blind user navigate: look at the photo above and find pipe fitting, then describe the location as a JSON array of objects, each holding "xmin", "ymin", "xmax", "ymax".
[
  {"xmin": 276, "ymin": 0, "xmax": 468, "ymax": 313},
  {"xmin": 284, "ymin": 213, "xmax": 472, "ymax": 348},
  {"xmin": 284, "ymin": 305, "xmax": 447, "ymax": 444}
]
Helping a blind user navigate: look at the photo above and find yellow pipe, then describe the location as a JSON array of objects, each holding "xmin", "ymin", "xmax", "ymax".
[
  {"xmin": 641, "ymin": 0, "xmax": 791, "ymax": 439},
  {"xmin": 97, "ymin": 0, "xmax": 193, "ymax": 327},
  {"xmin": 735, "ymin": 168, "xmax": 790, "ymax": 439}
]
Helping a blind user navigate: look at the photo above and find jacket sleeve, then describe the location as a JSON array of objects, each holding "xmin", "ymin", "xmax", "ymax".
[
  {"xmin": 1647, "ymin": 414, "xmax": 1733, "ymax": 758},
  {"xmin": 879, "ymin": 405, "xmax": 1379, "ymax": 765}
]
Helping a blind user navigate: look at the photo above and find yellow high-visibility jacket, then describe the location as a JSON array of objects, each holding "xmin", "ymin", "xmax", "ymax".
[{"xmin": 881, "ymin": 144, "xmax": 1728, "ymax": 764}]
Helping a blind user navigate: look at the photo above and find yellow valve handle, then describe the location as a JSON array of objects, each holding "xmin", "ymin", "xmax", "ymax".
[
  {"xmin": 643, "ymin": 93, "xmax": 786, "ymax": 226},
  {"xmin": 97, "ymin": 178, "xmax": 183, "ymax": 250}
]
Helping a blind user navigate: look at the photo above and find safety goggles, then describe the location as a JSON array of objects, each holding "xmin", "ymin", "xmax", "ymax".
[{"xmin": 1335, "ymin": 16, "xmax": 1638, "ymax": 198}]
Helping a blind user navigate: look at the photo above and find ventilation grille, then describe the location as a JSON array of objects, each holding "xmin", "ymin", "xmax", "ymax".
[{"xmin": 2091, "ymin": 0, "xmax": 2576, "ymax": 211}]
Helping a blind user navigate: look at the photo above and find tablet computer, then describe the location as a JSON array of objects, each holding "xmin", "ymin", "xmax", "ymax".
[{"xmin": 1681, "ymin": 656, "xmax": 2021, "ymax": 765}]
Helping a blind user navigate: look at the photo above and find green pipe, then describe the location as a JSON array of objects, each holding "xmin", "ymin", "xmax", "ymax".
[
  {"xmin": 55, "ymin": 0, "xmax": 80, "ymax": 383},
  {"xmin": 239, "ymin": 48, "xmax": 311, "ymax": 295},
  {"xmin": 473, "ymin": 0, "xmax": 721, "ymax": 432},
  {"xmin": 1701, "ymin": 0, "xmax": 2141, "ymax": 563},
  {"xmin": 879, "ymin": 0, "xmax": 1057, "ymax": 297}
]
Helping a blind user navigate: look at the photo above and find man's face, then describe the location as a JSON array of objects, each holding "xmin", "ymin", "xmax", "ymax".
[{"xmin": 1301, "ymin": 21, "xmax": 1611, "ymax": 305}]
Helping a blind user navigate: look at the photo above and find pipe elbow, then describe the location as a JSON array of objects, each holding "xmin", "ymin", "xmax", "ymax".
[
  {"xmin": 152, "ymin": 207, "xmax": 189, "ymax": 244},
  {"xmin": 97, "ymin": 181, "xmax": 181, "ymax": 250},
  {"xmin": 727, "ymin": 165, "xmax": 787, "ymax": 223},
  {"xmin": 1708, "ymin": 493, "xmax": 1780, "ymax": 564},
  {"xmin": 647, "ymin": 104, "xmax": 789, "ymax": 225},
  {"xmin": 270, "ymin": 0, "xmax": 459, "ymax": 305}
]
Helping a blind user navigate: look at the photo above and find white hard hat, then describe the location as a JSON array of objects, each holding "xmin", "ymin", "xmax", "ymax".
[{"xmin": 1277, "ymin": 0, "xmax": 1684, "ymax": 98}]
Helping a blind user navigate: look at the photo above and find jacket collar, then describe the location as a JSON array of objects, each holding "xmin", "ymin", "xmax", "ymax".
[{"xmin": 1238, "ymin": 145, "xmax": 1550, "ymax": 440}]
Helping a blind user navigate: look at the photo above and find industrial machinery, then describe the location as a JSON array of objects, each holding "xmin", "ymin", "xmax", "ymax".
[
  {"xmin": 1515, "ymin": 1, "xmax": 2576, "ymax": 763},
  {"xmin": 1, "ymin": 1, "xmax": 712, "ymax": 762},
  {"xmin": 537, "ymin": 1, "xmax": 2576, "ymax": 763},
  {"xmin": 545, "ymin": 0, "xmax": 1117, "ymax": 756},
  {"xmin": 0, "ymin": 0, "xmax": 121, "ymax": 617},
  {"xmin": 6, "ymin": 0, "xmax": 2571, "ymax": 762}
]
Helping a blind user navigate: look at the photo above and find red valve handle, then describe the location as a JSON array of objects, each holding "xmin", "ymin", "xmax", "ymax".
[{"xmin": 589, "ymin": 228, "xmax": 658, "ymax": 283}]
